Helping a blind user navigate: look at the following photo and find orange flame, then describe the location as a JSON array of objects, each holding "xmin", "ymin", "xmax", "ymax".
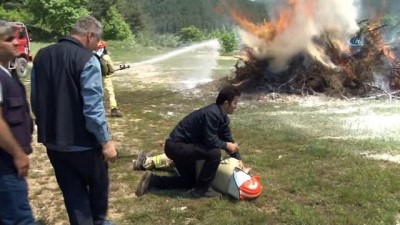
[
  {"xmin": 368, "ymin": 22, "xmax": 397, "ymax": 64},
  {"xmin": 229, "ymin": 0, "xmax": 316, "ymax": 42},
  {"xmin": 230, "ymin": 11, "xmax": 276, "ymax": 41}
]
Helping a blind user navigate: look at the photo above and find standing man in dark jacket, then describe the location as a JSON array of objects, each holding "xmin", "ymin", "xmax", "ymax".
[
  {"xmin": 136, "ymin": 86, "xmax": 241, "ymax": 198},
  {"xmin": 0, "ymin": 20, "xmax": 35, "ymax": 224},
  {"xmin": 31, "ymin": 16, "xmax": 117, "ymax": 225}
]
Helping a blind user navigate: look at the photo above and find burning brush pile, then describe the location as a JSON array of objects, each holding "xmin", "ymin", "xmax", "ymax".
[{"xmin": 224, "ymin": 0, "xmax": 400, "ymax": 99}]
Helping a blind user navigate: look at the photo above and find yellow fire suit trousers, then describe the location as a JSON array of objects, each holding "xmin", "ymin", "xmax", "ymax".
[
  {"xmin": 103, "ymin": 75, "xmax": 118, "ymax": 110},
  {"xmin": 101, "ymin": 54, "xmax": 118, "ymax": 110},
  {"xmin": 143, "ymin": 153, "xmax": 175, "ymax": 170}
]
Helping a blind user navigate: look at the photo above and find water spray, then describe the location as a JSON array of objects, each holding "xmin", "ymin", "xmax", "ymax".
[{"xmin": 114, "ymin": 39, "xmax": 221, "ymax": 70}]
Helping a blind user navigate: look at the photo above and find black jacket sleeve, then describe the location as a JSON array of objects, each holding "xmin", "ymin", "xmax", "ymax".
[{"xmin": 219, "ymin": 115, "xmax": 242, "ymax": 160}]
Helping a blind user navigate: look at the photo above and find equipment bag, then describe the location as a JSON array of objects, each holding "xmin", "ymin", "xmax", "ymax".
[{"xmin": 196, "ymin": 157, "xmax": 262, "ymax": 200}]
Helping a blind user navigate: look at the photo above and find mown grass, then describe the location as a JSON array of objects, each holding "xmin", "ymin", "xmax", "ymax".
[
  {"xmin": 107, "ymin": 88, "xmax": 400, "ymax": 225},
  {"xmin": 26, "ymin": 42, "xmax": 400, "ymax": 225}
]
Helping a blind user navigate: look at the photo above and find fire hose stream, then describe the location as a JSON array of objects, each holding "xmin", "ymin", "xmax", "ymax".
[{"xmin": 113, "ymin": 39, "xmax": 221, "ymax": 73}]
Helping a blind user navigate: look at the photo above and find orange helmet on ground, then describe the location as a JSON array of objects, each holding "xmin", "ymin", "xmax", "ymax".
[
  {"xmin": 96, "ymin": 40, "xmax": 106, "ymax": 50},
  {"xmin": 239, "ymin": 176, "xmax": 262, "ymax": 200}
]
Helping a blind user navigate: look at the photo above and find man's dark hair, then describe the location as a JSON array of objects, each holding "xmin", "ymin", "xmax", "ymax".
[{"xmin": 216, "ymin": 86, "xmax": 241, "ymax": 105}]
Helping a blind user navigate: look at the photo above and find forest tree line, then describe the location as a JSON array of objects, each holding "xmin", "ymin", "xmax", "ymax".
[
  {"xmin": 1, "ymin": 0, "xmax": 399, "ymax": 52},
  {"xmin": 0, "ymin": 0, "xmax": 270, "ymax": 51}
]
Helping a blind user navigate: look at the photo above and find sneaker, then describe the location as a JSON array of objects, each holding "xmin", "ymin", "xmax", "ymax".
[
  {"xmin": 190, "ymin": 187, "xmax": 222, "ymax": 199},
  {"xmin": 133, "ymin": 151, "xmax": 147, "ymax": 170},
  {"xmin": 135, "ymin": 171, "xmax": 153, "ymax": 197},
  {"xmin": 111, "ymin": 108, "xmax": 123, "ymax": 117}
]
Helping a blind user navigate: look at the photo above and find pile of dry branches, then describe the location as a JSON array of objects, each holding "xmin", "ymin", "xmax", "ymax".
[{"xmin": 226, "ymin": 25, "xmax": 400, "ymax": 99}]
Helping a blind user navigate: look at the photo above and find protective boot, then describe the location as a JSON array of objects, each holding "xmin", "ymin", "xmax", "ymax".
[
  {"xmin": 135, "ymin": 171, "xmax": 153, "ymax": 197},
  {"xmin": 133, "ymin": 151, "xmax": 147, "ymax": 170},
  {"xmin": 111, "ymin": 108, "xmax": 123, "ymax": 117}
]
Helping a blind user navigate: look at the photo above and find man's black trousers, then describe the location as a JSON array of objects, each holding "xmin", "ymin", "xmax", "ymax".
[
  {"xmin": 47, "ymin": 148, "xmax": 109, "ymax": 225},
  {"xmin": 150, "ymin": 140, "xmax": 221, "ymax": 192}
]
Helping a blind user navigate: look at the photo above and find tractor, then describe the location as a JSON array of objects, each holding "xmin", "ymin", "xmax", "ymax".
[{"xmin": 9, "ymin": 22, "xmax": 32, "ymax": 78}]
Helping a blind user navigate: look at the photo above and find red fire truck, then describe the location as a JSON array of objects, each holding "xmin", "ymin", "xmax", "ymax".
[{"xmin": 9, "ymin": 22, "xmax": 32, "ymax": 78}]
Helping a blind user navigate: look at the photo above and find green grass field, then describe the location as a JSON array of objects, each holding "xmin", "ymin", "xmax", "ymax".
[{"xmin": 26, "ymin": 41, "xmax": 400, "ymax": 225}]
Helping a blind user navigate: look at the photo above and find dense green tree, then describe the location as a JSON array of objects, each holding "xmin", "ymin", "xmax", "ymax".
[
  {"xmin": 86, "ymin": 0, "xmax": 144, "ymax": 35},
  {"xmin": 116, "ymin": 0, "xmax": 145, "ymax": 34},
  {"xmin": 0, "ymin": 0, "xmax": 24, "ymax": 3},
  {"xmin": 179, "ymin": 25, "xmax": 203, "ymax": 43},
  {"xmin": 102, "ymin": 5, "xmax": 133, "ymax": 40},
  {"xmin": 26, "ymin": 0, "xmax": 89, "ymax": 35},
  {"xmin": 227, "ymin": 0, "xmax": 268, "ymax": 24},
  {"xmin": 1, "ymin": 0, "xmax": 25, "ymax": 10},
  {"xmin": 86, "ymin": 0, "xmax": 117, "ymax": 19},
  {"xmin": 178, "ymin": 26, "xmax": 238, "ymax": 52},
  {"xmin": 211, "ymin": 30, "xmax": 237, "ymax": 53},
  {"xmin": 14, "ymin": 0, "xmax": 268, "ymax": 45},
  {"xmin": 135, "ymin": 0, "xmax": 267, "ymax": 34},
  {"xmin": 0, "ymin": 6, "xmax": 33, "ymax": 23},
  {"xmin": 137, "ymin": 0, "xmax": 225, "ymax": 33},
  {"xmin": 1, "ymin": 0, "xmax": 33, "ymax": 23}
]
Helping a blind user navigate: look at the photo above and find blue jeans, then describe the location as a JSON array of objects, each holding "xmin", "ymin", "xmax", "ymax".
[{"xmin": 0, "ymin": 174, "xmax": 35, "ymax": 225}]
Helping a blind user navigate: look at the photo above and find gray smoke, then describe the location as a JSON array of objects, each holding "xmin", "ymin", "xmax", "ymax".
[{"xmin": 239, "ymin": 0, "xmax": 361, "ymax": 72}]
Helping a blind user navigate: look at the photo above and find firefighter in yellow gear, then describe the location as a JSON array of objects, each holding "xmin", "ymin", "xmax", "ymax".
[{"xmin": 96, "ymin": 41, "xmax": 123, "ymax": 117}]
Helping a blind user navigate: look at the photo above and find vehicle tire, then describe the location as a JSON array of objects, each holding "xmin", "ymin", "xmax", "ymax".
[{"xmin": 15, "ymin": 57, "xmax": 28, "ymax": 78}]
